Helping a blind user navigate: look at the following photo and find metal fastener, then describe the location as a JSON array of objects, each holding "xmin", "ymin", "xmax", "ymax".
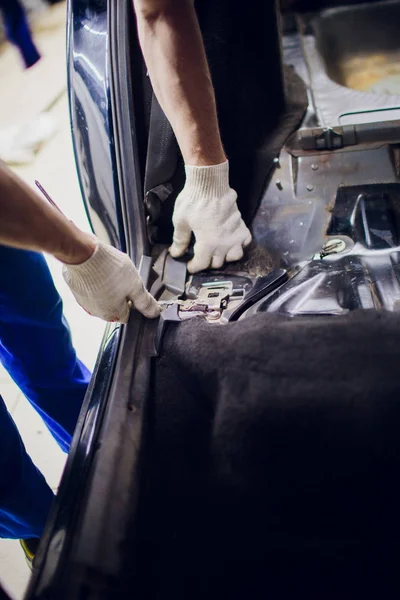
[
  {"xmin": 306, "ymin": 184, "xmax": 314, "ymax": 192},
  {"xmin": 276, "ymin": 180, "xmax": 283, "ymax": 190},
  {"xmin": 320, "ymin": 238, "xmax": 346, "ymax": 258},
  {"xmin": 311, "ymin": 163, "xmax": 319, "ymax": 171}
]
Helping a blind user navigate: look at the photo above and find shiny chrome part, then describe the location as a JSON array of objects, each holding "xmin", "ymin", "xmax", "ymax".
[
  {"xmin": 159, "ymin": 280, "xmax": 238, "ymax": 323},
  {"xmin": 320, "ymin": 238, "xmax": 347, "ymax": 257}
]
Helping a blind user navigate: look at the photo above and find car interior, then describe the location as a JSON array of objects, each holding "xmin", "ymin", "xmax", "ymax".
[{"xmin": 23, "ymin": 0, "xmax": 400, "ymax": 598}]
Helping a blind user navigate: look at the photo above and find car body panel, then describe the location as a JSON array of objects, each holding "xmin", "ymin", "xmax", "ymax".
[
  {"xmin": 26, "ymin": 0, "xmax": 400, "ymax": 597},
  {"xmin": 67, "ymin": 0, "xmax": 123, "ymax": 249}
]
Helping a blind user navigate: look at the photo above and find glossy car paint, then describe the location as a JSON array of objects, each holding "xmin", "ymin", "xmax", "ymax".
[{"xmin": 68, "ymin": 0, "xmax": 123, "ymax": 248}]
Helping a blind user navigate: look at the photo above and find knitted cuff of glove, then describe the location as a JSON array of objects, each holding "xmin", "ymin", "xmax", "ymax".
[
  {"xmin": 62, "ymin": 242, "xmax": 122, "ymax": 292},
  {"xmin": 184, "ymin": 161, "xmax": 231, "ymax": 200}
]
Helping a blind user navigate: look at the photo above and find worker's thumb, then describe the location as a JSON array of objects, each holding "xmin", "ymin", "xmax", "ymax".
[{"xmin": 129, "ymin": 286, "xmax": 161, "ymax": 319}]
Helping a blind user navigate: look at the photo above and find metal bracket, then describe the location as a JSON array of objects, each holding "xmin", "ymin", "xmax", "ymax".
[
  {"xmin": 152, "ymin": 270, "xmax": 289, "ymax": 355},
  {"xmin": 297, "ymin": 126, "xmax": 355, "ymax": 151},
  {"xmin": 153, "ymin": 280, "xmax": 234, "ymax": 355}
]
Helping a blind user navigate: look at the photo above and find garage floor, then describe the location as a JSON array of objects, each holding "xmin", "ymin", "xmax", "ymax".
[{"xmin": 0, "ymin": 4, "xmax": 105, "ymax": 598}]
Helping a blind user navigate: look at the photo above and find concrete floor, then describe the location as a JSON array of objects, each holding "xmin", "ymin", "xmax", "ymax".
[{"xmin": 0, "ymin": 3, "xmax": 105, "ymax": 598}]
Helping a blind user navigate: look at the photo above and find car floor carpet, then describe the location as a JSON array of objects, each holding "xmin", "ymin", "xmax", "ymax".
[{"xmin": 129, "ymin": 310, "xmax": 400, "ymax": 600}]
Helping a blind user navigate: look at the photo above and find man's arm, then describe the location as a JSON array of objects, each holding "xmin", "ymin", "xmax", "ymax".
[
  {"xmin": 0, "ymin": 163, "xmax": 159, "ymax": 322},
  {"xmin": 0, "ymin": 162, "xmax": 95, "ymax": 264},
  {"xmin": 133, "ymin": 0, "xmax": 252, "ymax": 273},
  {"xmin": 133, "ymin": 0, "xmax": 225, "ymax": 167}
]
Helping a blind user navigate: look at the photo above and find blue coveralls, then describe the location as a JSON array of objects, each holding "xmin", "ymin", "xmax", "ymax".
[
  {"xmin": 0, "ymin": 0, "xmax": 40, "ymax": 68},
  {"xmin": 0, "ymin": 246, "xmax": 90, "ymax": 539}
]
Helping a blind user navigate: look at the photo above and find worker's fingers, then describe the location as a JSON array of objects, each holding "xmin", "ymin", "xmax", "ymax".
[
  {"xmin": 187, "ymin": 244, "xmax": 213, "ymax": 273},
  {"xmin": 117, "ymin": 301, "xmax": 131, "ymax": 324},
  {"xmin": 129, "ymin": 287, "xmax": 161, "ymax": 319},
  {"xmin": 77, "ymin": 299, "xmax": 131, "ymax": 324},
  {"xmin": 211, "ymin": 253, "xmax": 225, "ymax": 269},
  {"xmin": 242, "ymin": 227, "xmax": 252, "ymax": 248},
  {"xmin": 226, "ymin": 244, "xmax": 244, "ymax": 263},
  {"xmin": 169, "ymin": 220, "xmax": 192, "ymax": 258}
]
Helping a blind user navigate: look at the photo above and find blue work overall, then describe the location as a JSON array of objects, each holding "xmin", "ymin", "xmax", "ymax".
[
  {"xmin": 0, "ymin": 246, "xmax": 90, "ymax": 539},
  {"xmin": 0, "ymin": 0, "xmax": 40, "ymax": 68}
]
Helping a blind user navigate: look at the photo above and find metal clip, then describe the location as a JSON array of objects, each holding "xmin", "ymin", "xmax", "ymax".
[
  {"xmin": 320, "ymin": 238, "xmax": 347, "ymax": 259},
  {"xmin": 154, "ymin": 281, "xmax": 234, "ymax": 354}
]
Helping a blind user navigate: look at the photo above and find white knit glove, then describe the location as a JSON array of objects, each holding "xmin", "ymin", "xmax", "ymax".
[
  {"xmin": 169, "ymin": 161, "xmax": 252, "ymax": 273},
  {"xmin": 62, "ymin": 241, "xmax": 160, "ymax": 323}
]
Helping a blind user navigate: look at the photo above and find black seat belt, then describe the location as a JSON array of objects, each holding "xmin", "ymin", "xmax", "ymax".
[{"xmin": 144, "ymin": 93, "xmax": 182, "ymax": 243}]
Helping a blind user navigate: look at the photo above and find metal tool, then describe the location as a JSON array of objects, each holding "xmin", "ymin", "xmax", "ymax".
[{"xmin": 35, "ymin": 180, "xmax": 64, "ymax": 214}]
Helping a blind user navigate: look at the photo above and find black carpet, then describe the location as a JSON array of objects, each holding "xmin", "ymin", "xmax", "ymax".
[{"xmin": 133, "ymin": 310, "xmax": 400, "ymax": 599}]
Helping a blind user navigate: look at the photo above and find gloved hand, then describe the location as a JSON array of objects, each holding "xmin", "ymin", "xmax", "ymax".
[
  {"xmin": 169, "ymin": 161, "xmax": 252, "ymax": 273},
  {"xmin": 62, "ymin": 241, "xmax": 160, "ymax": 323}
]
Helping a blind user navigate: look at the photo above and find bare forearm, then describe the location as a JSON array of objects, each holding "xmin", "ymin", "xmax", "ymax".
[
  {"xmin": 134, "ymin": 0, "xmax": 226, "ymax": 166},
  {"xmin": 0, "ymin": 163, "xmax": 95, "ymax": 264}
]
